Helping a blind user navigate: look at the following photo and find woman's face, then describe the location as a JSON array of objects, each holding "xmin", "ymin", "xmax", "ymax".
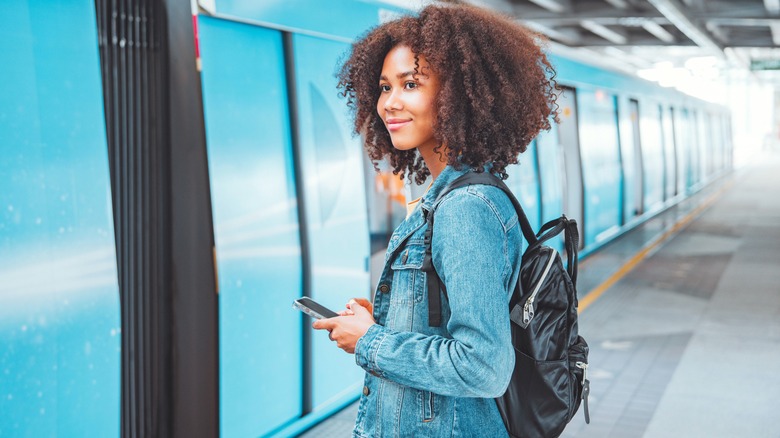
[{"xmin": 377, "ymin": 45, "xmax": 440, "ymax": 155}]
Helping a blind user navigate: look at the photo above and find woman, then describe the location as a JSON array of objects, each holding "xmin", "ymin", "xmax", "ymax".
[{"xmin": 313, "ymin": 3, "xmax": 558, "ymax": 437}]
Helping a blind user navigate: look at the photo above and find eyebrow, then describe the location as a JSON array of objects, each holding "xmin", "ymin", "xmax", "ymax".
[{"xmin": 379, "ymin": 70, "xmax": 417, "ymax": 81}]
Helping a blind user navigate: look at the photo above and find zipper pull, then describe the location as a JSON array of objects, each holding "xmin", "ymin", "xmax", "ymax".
[
  {"xmin": 576, "ymin": 361, "xmax": 588, "ymax": 385},
  {"xmin": 576, "ymin": 361, "xmax": 591, "ymax": 424},
  {"xmin": 522, "ymin": 299, "xmax": 535, "ymax": 326}
]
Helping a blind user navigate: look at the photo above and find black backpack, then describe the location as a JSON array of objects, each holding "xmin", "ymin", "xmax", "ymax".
[{"xmin": 421, "ymin": 171, "xmax": 590, "ymax": 438}]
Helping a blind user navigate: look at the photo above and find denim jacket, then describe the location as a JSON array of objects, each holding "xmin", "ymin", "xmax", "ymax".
[{"xmin": 353, "ymin": 165, "xmax": 522, "ymax": 437}]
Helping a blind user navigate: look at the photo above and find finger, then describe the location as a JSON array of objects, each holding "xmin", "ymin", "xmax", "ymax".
[
  {"xmin": 347, "ymin": 301, "xmax": 370, "ymax": 316},
  {"xmin": 312, "ymin": 318, "xmax": 336, "ymax": 330},
  {"xmin": 337, "ymin": 310, "xmax": 355, "ymax": 316},
  {"xmin": 353, "ymin": 298, "xmax": 372, "ymax": 309}
]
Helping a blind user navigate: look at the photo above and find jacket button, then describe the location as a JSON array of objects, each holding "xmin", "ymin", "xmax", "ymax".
[
  {"xmin": 363, "ymin": 386, "xmax": 370, "ymax": 396},
  {"xmin": 379, "ymin": 284, "xmax": 390, "ymax": 293}
]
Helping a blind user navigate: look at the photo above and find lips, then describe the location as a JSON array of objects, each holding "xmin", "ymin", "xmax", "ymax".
[{"xmin": 385, "ymin": 118, "xmax": 411, "ymax": 131}]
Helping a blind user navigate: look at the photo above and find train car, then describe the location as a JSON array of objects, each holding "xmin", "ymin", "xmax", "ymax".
[{"xmin": 0, "ymin": 0, "xmax": 732, "ymax": 437}]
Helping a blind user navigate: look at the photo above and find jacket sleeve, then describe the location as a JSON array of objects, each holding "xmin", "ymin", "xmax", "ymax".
[{"xmin": 354, "ymin": 189, "xmax": 516, "ymax": 398}]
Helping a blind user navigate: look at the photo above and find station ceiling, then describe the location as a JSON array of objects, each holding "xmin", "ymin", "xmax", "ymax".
[{"xmin": 470, "ymin": 0, "xmax": 780, "ymax": 86}]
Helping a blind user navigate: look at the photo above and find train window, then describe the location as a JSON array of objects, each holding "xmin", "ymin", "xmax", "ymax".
[
  {"xmin": 663, "ymin": 106, "xmax": 678, "ymax": 200},
  {"xmin": 696, "ymin": 110, "xmax": 708, "ymax": 185},
  {"xmin": 639, "ymin": 102, "xmax": 665, "ymax": 213},
  {"xmin": 620, "ymin": 97, "xmax": 644, "ymax": 220},
  {"xmin": 674, "ymin": 108, "xmax": 690, "ymax": 196},
  {"xmin": 506, "ymin": 140, "xmax": 542, "ymax": 233},
  {"xmin": 556, "ymin": 86, "xmax": 585, "ymax": 247},
  {"xmin": 536, "ymin": 124, "xmax": 565, "ymax": 253},
  {"xmin": 577, "ymin": 89, "xmax": 622, "ymax": 246},
  {"xmin": 197, "ymin": 19, "xmax": 304, "ymax": 437},
  {"xmin": 1, "ymin": 2, "xmax": 121, "ymax": 435},
  {"xmin": 291, "ymin": 33, "xmax": 371, "ymax": 412}
]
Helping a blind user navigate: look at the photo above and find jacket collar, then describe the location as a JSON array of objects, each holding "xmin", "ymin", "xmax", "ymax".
[
  {"xmin": 420, "ymin": 165, "xmax": 471, "ymax": 212},
  {"xmin": 383, "ymin": 165, "xmax": 471, "ymax": 261}
]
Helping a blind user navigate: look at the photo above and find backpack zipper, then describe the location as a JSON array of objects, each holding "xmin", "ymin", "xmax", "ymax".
[
  {"xmin": 522, "ymin": 249, "xmax": 557, "ymax": 326},
  {"xmin": 576, "ymin": 361, "xmax": 591, "ymax": 424}
]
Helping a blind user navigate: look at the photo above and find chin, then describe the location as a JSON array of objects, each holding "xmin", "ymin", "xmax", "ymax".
[{"xmin": 390, "ymin": 140, "xmax": 416, "ymax": 152}]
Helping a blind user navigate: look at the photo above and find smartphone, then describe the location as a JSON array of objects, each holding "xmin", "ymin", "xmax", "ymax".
[{"xmin": 293, "ymin": 297, "xmax": 339, "ymax": 320}]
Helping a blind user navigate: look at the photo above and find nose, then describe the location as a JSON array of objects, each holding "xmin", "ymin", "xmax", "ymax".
[{"xmin": 384, "ymin": 89, "xmax": 402, "ymax": 112}]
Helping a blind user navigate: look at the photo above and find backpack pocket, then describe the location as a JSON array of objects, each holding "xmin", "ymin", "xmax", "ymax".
[
  {"xmin": 500, "ymin": 349, "xmax": 571, "ymax": 438},
  {"xmin": 567, "ymin": 335, "xmax": 590, "ymax": 422}
]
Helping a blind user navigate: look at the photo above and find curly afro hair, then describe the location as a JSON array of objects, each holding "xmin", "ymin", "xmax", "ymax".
[{"xmin": 337, "ymin": 3, "xmax": 559, "ymax": 184}]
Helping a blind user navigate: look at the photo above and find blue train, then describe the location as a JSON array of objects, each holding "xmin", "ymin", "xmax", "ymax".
[{"xmin": 1, "ymin": 0, "xmax": 731, "ymax": 437}]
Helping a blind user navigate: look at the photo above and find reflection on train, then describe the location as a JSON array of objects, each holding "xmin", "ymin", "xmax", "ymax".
[{"xmin": 0, "ymin": 1, "xmax": 731, "ymax": 437}]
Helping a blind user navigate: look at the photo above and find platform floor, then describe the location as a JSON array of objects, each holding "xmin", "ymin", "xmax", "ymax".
[{"xmin": 301, "ymin": 151, "xmax": 780, "ymax": 438}]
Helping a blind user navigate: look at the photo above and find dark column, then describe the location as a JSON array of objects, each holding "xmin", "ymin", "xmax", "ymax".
[
  {"xmin": 95, "ymin": 0, "xmax": 174, "ymax": 436},
  {"xmin": 95, "ymin": 0, "xmax": 219, "ymax": 435},
  {"xmin": 163, "ymin": 0, "xmax": 220, "ymax": 437}
]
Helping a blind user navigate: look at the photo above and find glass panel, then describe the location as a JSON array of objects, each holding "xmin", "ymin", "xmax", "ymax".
[
  {"xmin": 292, "ymin": 33, "xmax": 371, "ymax": 409},
  {"xmin": 618, "ymin": 97, "xmax": 639, "ymax": 221},
  {"xmin": 662, "ymin": 107, "xmax": 677, "ymax": 200},
  {"xmin": 536, "ymin": 125, "xmax": 565, "ymax": 252},
  {"xmin": 506, "ymin": 141, "xmax": 541, "ymax": 233},
  {"xmin": 696, "ymin": 110, "xmax": 708, "ymax": 184},
  {"xmin": 640, "ymin": 102, "xmax": 665, "ymax": 212},
  {"xmin": 0, "ymin": 1, "xmax": 120, "ymax": 435},
  {"xmin": 577, "ymin": 90, "xmax": 622, "ymax": 246},
  {"xmin": 197, "ymin": 17, "xmax": 303, "ymax": 437}
]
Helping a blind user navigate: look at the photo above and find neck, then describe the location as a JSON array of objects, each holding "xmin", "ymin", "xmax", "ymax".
[{"xmin": 419, "ymin": 145, "xmax": 449, "ymax": 181}]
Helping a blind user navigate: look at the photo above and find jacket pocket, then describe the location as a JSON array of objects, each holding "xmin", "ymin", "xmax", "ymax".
[
  {"xmin": 390, "ymin": 242, "xmax": 426, "ymax": 303},
  {"xmin": 421, "ymin": 390, "xmax": 435, "ymax": 422},
  {"xmin": 391, "ymin": 242, "xmax": 425, "ymax": 270}
]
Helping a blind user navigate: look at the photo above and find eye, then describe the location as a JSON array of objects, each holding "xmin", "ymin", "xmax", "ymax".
[
  {"xmin": 404, "ymin": 81, "xmax": 418, "ymax": 90},
  {"xmin": 380, "ymin": 84, "xmax": 391, "ymax": 92}
]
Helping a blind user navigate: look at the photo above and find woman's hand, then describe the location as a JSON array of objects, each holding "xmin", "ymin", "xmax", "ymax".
[
  {"xmin": 312, "ymin": 300, "xmax": 375, "ymax": 354},
  {"xmin": 336, "ymin": 298, "xmax": 373, "ymax": 316}
]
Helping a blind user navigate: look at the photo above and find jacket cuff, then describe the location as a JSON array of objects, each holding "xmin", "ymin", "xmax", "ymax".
[{"xmin": 355, "ymin": 324, "xmax": 387, "ymax": 378}]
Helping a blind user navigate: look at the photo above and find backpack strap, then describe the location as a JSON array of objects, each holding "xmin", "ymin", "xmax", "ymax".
[
  {"xmin": 536, "ymin": 215, "xmax": 579, "ymax": 287},
  {"xmin": 422, "ymin": 171, "xmax": 537, "ymax": 327}
]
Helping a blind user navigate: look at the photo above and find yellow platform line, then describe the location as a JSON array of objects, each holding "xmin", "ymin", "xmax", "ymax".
[{"xmin": 578, "ymin": 180, "xmax": 734, "ymax": 313}]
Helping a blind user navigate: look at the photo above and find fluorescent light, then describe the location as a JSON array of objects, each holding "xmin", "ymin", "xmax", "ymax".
[
  {"xmin": 642, "ymin": 21, "xmax": 676, "ymax": 43},
  {"xmin": 581, "ymin": 20, "xmax": 628, "ymax": 44},
  {"xmin": 765, "ymin": 0, "xmax": 780, "ymax": 14},
  {"xmin": 771, "ymin": 22, "xmax": 780, "ymax": 46},
  {"xmin": 528, "ymin": 0, "xmax": 566, "ymax": 13},
  {"xmin": 647, "ymin": 0, "xmax": 723, "ymax": 55}
]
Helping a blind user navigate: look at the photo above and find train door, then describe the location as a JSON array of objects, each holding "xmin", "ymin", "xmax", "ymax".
[
  {"xmin": 724, "ymin": 114, "xmax": 734, "ymax": 169},
  {"xmin": 710, "ymin": 112, "xmax": 724, "ymax": 174},
  {"xmin": 556, "ymin": 87, "xmax": 585, "ymax": 246},
  {"xmin": 619, "ymin": 97, "xmax": 643, "ymax": 221},
  {"xmin": 696, "ymin": 110, "xmax": 708, "ymax": 185},
  {"xmin": 640, "ymin": 102, "xmax": 665, "ymax": 213},
  {"xmin": 663, "ymin": 106, "xmax": 678, "ymax": 200},
  {"xmin": 291, "ymin": 33, "xmax": 371, "ymax": 412},
  {"xmin": 673, "ymin": 107, "xmax": 687, "ymax": 197},
  {"xmin": 505, "ymin": 140, "xmax": 542, "ymax": 233},
  {"xmin": 577, "ymin": 89, "xmax": 622, "ymax": 246},
  {"xmin": 683, "ymin": 109, "xmax": 695, "ymax": 192},
  {"xmin": 704, "ymin": 112, "xmax": 715, "ymax": 179},
  {"xmin": 689, "ymin": 109, "xmax": 701, "ymax": 190},
  {"xmin": 198, "ymin": 18, "xmax": 304, "ymax": 437},
  {"xmin": 536, "ymin": 124, "xmax": 565, "ymax": 253}
]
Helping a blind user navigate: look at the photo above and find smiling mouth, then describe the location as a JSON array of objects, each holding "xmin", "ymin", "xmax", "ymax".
[{"xmin": 386, "ymin": 120, "xmax": 411, "ymax": 131}]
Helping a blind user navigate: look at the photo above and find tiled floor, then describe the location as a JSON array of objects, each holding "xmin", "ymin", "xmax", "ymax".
[{"xmin": 301, "ymin": 152, "xmax": 780, "ymax": 437}]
